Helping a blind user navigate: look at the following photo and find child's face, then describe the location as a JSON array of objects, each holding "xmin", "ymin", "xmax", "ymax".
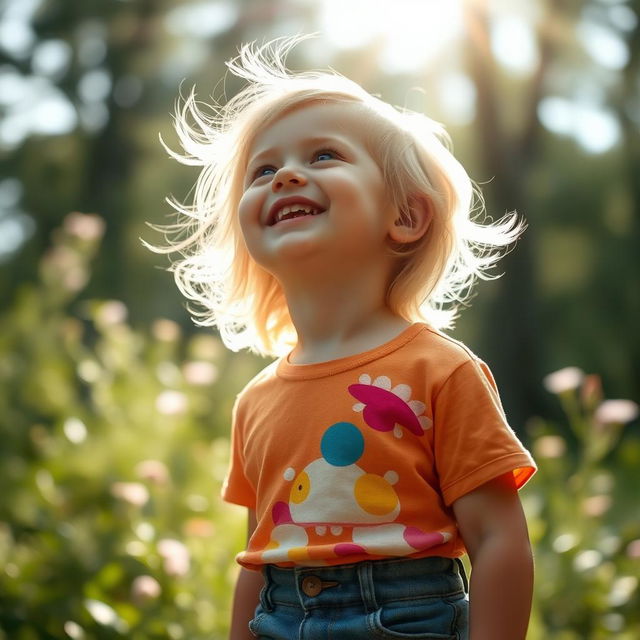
[{"xmin": 238, "ymin": 101, "xmax": 397, "ymax": 274}]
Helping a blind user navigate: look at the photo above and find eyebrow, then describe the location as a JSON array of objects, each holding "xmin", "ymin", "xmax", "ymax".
[{"xmin": 246, "ymin": 134, "xmax": 353, "ymax": 168}]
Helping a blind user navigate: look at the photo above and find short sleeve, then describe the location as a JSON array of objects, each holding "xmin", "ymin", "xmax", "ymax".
[
  {"xmin": 221, "ymin": 397, "xmax": 257, "ymax": 509},
  {"xmin": 433, "ymin": 359, "xmax": 536, "ymax": 506}
]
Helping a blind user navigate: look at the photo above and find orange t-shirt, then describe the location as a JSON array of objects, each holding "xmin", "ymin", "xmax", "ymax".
[{"xmin": 222, "ymin": 324, "xmax": 536, "ymax": 570}]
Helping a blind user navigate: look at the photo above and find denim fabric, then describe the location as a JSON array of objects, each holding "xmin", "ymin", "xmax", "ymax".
[{"xmin": 248, "ymin": 556, "xmax": 469, "ymax": 640}]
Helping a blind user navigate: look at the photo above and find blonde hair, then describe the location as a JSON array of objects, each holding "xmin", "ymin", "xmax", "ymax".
[{"xmin": 150, "ymin": 37, "xmax": 524, "ymax": 357}]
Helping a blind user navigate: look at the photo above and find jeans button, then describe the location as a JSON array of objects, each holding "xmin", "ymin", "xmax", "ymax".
[{"xmin": 301, "ymin": 575, "xmax": 322, "ymax": 597}]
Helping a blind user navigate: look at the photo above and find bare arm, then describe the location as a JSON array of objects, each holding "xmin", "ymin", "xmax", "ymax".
[
  {"xmin": 230, "ymin": 510, "xmax": 264, "ymax": 640},
  {"xmin": 452, "ymin": 473, "xmax": 534, "ymax": 640}
]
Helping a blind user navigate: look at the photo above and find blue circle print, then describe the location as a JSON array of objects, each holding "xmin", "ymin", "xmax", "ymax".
[{"xmin": 321, "ymin": 422, "xmax": 364, "ymax": 467}]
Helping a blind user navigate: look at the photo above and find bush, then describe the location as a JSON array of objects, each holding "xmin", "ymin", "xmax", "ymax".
[
  {"xmin": 524, "ymin": 368, "xmax": 639, "ymax": 639},
  {"xmin": 0, "ymin": 214, "xmax": 262, "ymax": 639}
]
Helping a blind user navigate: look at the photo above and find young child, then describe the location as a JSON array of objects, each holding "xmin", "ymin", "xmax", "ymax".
[{"xmin": 162, "ymin": 37, "xmax": 536, "ymax": 640}]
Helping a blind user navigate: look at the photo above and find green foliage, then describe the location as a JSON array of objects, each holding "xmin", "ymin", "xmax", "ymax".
[
  {"xmin": 525, "ymin": 370, "xmax": 640, "ymax": 639},
  {"xmin": 1, "ymin": 215, "xmax": 638, "ymax": 639},
  {"xmin": 0, "ymin": 214, "xmax": 264, "ymax": 639}
]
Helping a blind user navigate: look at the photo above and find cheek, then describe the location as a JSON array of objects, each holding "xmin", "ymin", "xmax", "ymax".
[
  {"xmin": 238, "ymin": 190, "xmax": 261, "ymax": 235},
  {"xmin": 237, "ymin": 190, "xmax": 252, "ymax": 221},
  {"xmin": 338, "ymin": 166, "xmax": 385, "ymax": 205},
  {"xmin": 337, "ymin": 175, "xmax": 390, "ymax": 227},
  {"xmin": 237, "ymin": 189, "xmax": 272, "ymax": 265}
]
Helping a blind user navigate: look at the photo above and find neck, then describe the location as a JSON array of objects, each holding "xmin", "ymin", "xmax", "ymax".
[{"xmin": 277, "ymin": 264, "xmax": 410, "ymax": 364}]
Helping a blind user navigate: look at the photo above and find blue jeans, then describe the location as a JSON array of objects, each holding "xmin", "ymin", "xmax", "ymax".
[{"xmin": 249, "ymin": 556, "xmax": 469, "ymax": 639}]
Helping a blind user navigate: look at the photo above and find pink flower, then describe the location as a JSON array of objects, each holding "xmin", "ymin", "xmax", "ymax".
[
  {"xmin": 155, "ymin": 390, "xmax": 188, "ymax": 415},
  {"xmin": 157, "ymin": 538, "xmax": 190, "ymax": 577},
  {"xmin": 582, "ymin": 495, "xmax": 612, "ymax": 517},
  {"xmin": 63, "ymin": 212, "xmax": 105, "ymax": 241},
  {"xmin": 96, "ymin": 300, "xmax": 128, "ymax": 326},
  {"xmin": 534, "ymin": 435, "xmax": 566, "ymax": 459},
  {"xmin": 594, "ymin": 400, "xmax": 639, "ymax": 425},
  {"xmin": 183, "ymin": 361, "xmax": 218, "ymax": 386},
  {"xmin": 626, "ymin": 539, "xmax": 640, "ymax": 559},
  {"xmin": 135, "ymin": 460, "xmax": 169, "ymax": 486},
  {"xmin": 151, "ymin": 319, "xmax": 181, "ymax": 342},
  {"xmin": 111, "ymin": 482, "xmax": 149, "ymax": 507},
  {"xmin": 580, "ymin": 374, "xmax": 603, "ymax": 408},
  {"xmin": 543, "ymin": 367, "xmax": 584, "ymax": 394},
  {"xmin": 40, "ymin": 247, "xmax": 88, "ymax": 292},
  {"xmin": 131, "ymin": 575, "xmax": 161, "ymax": 603}
]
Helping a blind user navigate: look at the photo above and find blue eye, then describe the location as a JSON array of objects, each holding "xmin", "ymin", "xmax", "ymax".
[
  {"xmin": 314, "ymin": 149, "xmax": 338, "ymax": 162},
  {"xmin": 253, "ymin": 166, "xmax": 276, "ymax": 179}
]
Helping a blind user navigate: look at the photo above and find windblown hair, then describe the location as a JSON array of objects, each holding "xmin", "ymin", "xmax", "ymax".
[{"xmin": 150, "ymin": 37, "xmax": 524, "ymax": 357}]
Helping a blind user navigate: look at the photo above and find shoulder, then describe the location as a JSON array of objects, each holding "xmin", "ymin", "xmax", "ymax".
[
  {"xmin": 409, "ymin": 324, "xmax": 483, "ymax": 370},
  {"xmin": 398, "ymin": 324, "xmax": 501, "ymax": 397},
  {"xmin": 234, "ymin": 358, "xmax": 281, "ymax": 407}
]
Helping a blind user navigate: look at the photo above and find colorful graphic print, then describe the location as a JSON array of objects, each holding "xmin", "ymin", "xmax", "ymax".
[
  {"xmin": 260, "ymin": 375, "xmax": 450, "ymax": 564},
  {"xmin": 349, "ymin": 373, "xmax": 433, "ymax": 437}
]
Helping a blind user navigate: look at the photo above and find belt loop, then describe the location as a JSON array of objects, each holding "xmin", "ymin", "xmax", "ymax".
[
  {"xmin": 454, "ymin": 558, "xmax": 469, "ymax": 594},
  {"xmin": 261, "ymin": 565, "xmax": 275, "ymax": 612},
  {"xmin": 357, "ymin": 561, "xmax": 378, "ymax": 613}
]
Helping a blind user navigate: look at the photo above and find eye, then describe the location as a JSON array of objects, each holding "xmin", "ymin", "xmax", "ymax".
[
  {"xmin": 290, "ymin": 471, "xmax": 310, "ymax": 504},
  {"xmin": 253, "ymin": 165, "xmax": 277, "ymax": 179},
  {"xmin": 312, "ymin": 149, "xmax": 340, "ymax": 163}
]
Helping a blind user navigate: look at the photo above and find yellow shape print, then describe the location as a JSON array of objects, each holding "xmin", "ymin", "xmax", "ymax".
[
  {"xmin": 290, "ymin": 471, "xmax": 310, "ymax": 504},
  {"xmin": 354, "ymin": 473, "xmax": 399, "ymax": 516}
]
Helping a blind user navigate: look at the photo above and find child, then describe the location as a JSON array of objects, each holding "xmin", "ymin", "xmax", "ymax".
[{"xmin": 161, "ymin": 37, "xmax": 536, "ymax": 640}]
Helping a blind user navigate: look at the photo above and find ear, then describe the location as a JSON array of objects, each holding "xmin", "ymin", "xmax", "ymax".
[{"xmin": 388, "ymin": 195, "xmax": 432, "ymax": 244}]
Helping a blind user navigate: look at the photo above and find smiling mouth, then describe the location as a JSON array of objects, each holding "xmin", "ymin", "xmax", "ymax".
[{"xmin": 269, "ymin": 205, "xmax": 324, "ymax": 226}]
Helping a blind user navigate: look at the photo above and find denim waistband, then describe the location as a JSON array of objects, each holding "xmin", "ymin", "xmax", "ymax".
[{"xmin": 261, "ymin": 556, "xmax": 467, "ymax": 612}]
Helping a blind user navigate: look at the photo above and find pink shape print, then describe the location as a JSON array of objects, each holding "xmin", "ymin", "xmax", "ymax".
[
  {"xmin": 348, "ymin": 384, "xmax": 424, "ymax": 436},
  {"xmin": 272, "ymin": 501, "xmax": 293, "ymax": 525},
  {"xmin": 403, "ymin": 527, "xmax": 448, "ymax": 551},
  {"xmin": 334, "ymin": 543, "xmax": 366, "ymax": 557}
]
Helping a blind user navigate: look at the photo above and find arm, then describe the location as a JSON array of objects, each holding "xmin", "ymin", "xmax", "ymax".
[
  {"xmin": 452, "ymin": 473, "xmax": 534, "ymax": 640},
  {"xmin": 229, "ymin": 509, "xmax": 264, "ymax": 640}
]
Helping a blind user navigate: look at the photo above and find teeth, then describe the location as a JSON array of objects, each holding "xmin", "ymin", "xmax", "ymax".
[{"xmin": 275, "ymin": 204, "xmax": 320, "ymax": 223}]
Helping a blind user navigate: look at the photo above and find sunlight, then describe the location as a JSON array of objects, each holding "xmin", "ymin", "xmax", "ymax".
[
  {"xmin": 318, "ymin": 0, "xmax": 464, "ymax": 73},
  {"xmin": 537, "ymin": 96, "xmax": 621, "ymax": 154},
  {"xmin": 577, "ymin": 18, "xmax": 629, "ymax": 70},
  {"xmin": 491, "ymin": 14, "xmax": 540, "ymax": 74}
]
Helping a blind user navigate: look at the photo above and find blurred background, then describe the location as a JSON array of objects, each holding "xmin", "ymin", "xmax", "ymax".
[{"xmin": 0, "ymin": 0, "xmax": 638, "ymax": 638}]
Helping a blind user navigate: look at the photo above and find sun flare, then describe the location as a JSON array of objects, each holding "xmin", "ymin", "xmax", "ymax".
[{"xmin": 318, "ymin": 0, "xmax": 465, "ymax": 73}]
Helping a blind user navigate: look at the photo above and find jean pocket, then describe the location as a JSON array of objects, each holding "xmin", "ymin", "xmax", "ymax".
[{"xmin": 367, "ymin": 594, "xmax": 466, "ymax": 639}]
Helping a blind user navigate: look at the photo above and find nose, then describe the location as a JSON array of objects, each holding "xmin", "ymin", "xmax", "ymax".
[{"xmin": 272, "ymin": 166, "xmax": 307, "ymax": 192}]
